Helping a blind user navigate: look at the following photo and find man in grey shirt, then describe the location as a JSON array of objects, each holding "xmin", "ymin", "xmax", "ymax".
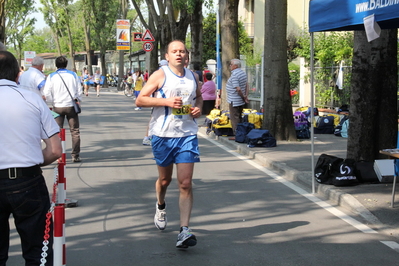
[{"xmin": 226, "ymin": 58, "xmax": 248, "ymax": 136}]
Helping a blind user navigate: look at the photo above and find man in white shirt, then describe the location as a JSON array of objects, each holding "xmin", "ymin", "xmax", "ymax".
[
  {"xmin": 0, "ymin": 50, "xmax": 62, "ymax": 266},
  {"xmin": 43, "ymin": 56, "xmax": 83, "ymax": 162},
  {"xmin": 18, "ymin": 56, "xmax": 46, "ymax": 99}
]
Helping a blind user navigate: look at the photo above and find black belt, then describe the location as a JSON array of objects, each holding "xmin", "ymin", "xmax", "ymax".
[{"xmin": 0, "ymin": 165, "xmax": 42, "ymax": 179}]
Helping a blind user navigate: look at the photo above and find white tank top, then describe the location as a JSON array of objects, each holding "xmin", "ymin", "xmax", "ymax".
[{"xmin": 149, "ymin": 66, "xmax": 198, "ymax": 138}]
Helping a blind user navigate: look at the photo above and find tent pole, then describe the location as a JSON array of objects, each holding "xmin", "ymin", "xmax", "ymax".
[{"xmin": 310, "ymin": 32, "xmax": 315, "ymax": 194}]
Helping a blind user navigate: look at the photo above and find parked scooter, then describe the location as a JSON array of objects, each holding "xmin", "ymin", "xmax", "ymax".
[{"xmin": 107, "ymin": 74, "xmax": 118, "ymax": 87}]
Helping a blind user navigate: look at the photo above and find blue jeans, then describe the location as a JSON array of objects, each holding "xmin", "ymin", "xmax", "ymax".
[{"xmin": 0, "ymin": 174, "xmax": 53, "ymax": 266}]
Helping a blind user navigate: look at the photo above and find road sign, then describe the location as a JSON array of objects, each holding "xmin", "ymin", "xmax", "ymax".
[
  {"xmin": 133, "ymin": 32, "xmax": 142, "ymax": 42},
  {"xmin": 143, "ymin": 42, "xmax": 154, "ymax": 52},
  {"xmin": 142, "ymin": 29, "xmax": 155, "ymax": 42}
]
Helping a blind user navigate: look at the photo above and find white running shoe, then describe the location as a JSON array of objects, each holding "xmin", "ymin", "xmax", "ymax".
[
  {"xmin": 142, "ymin": 137, "xmax": 151, "ymax": 146},
  {"xmin": 135, "ymin": 107, "xmax": 142, "ymax": 110},
  {"xmin": 176, "ymin": 227, "xmax": 197, "ymax": 248},
  {"xmin": 154, "ymin": 203, "xmax": 167, "ymax": 230}
]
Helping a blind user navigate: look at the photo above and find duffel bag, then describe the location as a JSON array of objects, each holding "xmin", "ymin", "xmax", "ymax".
[{"xmin": 246, "ymin": 129, "xmax": 276, "ymax": 148}]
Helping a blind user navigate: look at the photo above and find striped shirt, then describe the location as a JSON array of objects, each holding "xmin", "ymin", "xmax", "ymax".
[{"xmin": 226, "ymin": 68, "xmax": 247, "ymax": 107}]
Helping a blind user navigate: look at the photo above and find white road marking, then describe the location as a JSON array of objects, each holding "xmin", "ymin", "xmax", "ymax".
[{"xmin": 381, "ymin": 241, "xmax": 399, "ymax": 253}]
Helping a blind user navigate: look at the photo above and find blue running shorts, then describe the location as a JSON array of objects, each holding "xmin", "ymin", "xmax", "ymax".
[{"xmin": 152, "ymin": 135, "xmax": 200, "ymax": 167}]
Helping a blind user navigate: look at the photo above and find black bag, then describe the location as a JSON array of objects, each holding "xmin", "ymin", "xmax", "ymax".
[
  {"xmin": 235, "ymin": 122, "xmax": 255, "ymax": 143},
  {"xmin": 330, "ymin": 158, "xmax": 358, "ymax": 186},
  {"xmin": 303, "ymin": 107, "xmax": 319, "ymax": 117},
  {"xmin": 314, "ymin": 115, "xmax": 335, "ymax": 134},
  {"xmin": 72, "ymin": 99, "xmax": 81, "ymax": 114},
  {"xmin": 314, "ymin": 154, "xmax": 358, "ymax": 186},
  {"xmin": 213, "ymin": 126, "xmax": 234, "ymax": 136},
  {"xmin": 296, "ymin": 124, "xmax": 310, "ymax": 139},
  {"xmin": 246, "ymin": 129, "xmax": 276, "ymax": 148},
  {"xmin": 355, "ymin": 161, "xmax": 379, "ymax": 183},
  {"xmin": 314, "ymin": 154, "xmax": 341, "ymax": 184}
]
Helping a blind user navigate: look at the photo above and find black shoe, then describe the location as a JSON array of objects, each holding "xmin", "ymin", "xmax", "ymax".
[{"xmin": 72, "ymin": 157, "xmax": 81, "ymax": 163}]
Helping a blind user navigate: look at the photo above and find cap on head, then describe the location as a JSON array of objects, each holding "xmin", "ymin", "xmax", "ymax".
[{"xmin": 159, "ymin": 60, "xmax": 168, "ymax": 66}]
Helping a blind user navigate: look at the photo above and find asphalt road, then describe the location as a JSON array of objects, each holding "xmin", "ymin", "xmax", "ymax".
[{"xmin": 7, "ymin": 90, "xmax": 399, "ymax": 265}]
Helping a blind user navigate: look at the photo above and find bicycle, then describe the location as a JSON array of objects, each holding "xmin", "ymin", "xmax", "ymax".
[{"xmin": 122, "ymin": 80, "xmax": 134, "ymax": 97}]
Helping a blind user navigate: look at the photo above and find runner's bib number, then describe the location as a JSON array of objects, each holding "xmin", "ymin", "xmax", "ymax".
[{"xmin": 172, "ymin": 104, "xmax": 192, "ymax": 116}]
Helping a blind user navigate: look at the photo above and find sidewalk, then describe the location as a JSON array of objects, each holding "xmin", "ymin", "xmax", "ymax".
[{"xmin": 198, "ymin": 125, "xmax": 399, "ymax": 238}]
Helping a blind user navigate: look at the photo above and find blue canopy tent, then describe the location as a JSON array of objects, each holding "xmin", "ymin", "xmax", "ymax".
[{"xmin": 308, "ymin": 0, "xmax": 399, "ymax": 194}]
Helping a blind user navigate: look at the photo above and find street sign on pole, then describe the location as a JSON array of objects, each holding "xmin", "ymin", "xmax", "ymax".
[
  {"xmin": 142, "ymin": 29, "xmax": 155, "ymax": 42},
  {"xmin": 142, "ymin": 42, "xmax": 154, "ymax": 52},
  {"xmin": 133, "ymin": 32, "xmax": 143, "ymax": 42},
  {"xmin": 116, "ymin": 19, "xmax": 130, "ymax": 50}
]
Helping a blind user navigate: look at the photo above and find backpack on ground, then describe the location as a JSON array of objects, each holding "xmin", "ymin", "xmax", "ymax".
[
  {"xmin": 296, "ymin": 124, "xmax": 311, "ymax": 139},
  {"xmin": 293, "ymin": 111, "xmax": 310, "ymax": 139},
  {"xmin": 314, "ymin": 115, "xmax": 336, "ymax": 134},
  {"xmin": 246, "ymin": 129, "xmax": 277, "ymax": 148},
  {"xmin": 334, "ymin": 115, "xmax": 349, "ymax": 137},
  {"xmin": 242, "ymin": 109, "xmax": 263, "ymax": 129},
  {"xmin": 205, "ymin": 109, "xmax": 234, "ymax": 136},
  {"xmin": 341, "ymin": 118, "xmax": 349, "ymax": 138},
  {"xmin": 302, "ymin": 107, "xmax": 319, "ymax": 118},
  {"xmin": 235, "ymin": 122, "xmax": 255, "ymax": 143}
]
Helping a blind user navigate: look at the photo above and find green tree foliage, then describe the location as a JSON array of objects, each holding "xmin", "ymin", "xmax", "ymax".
[
  {"xmin": 238, "ymin": 21, "xmax": 251, "ymax": 57},
  {"xmin": 23, "ymin": 28, "xmax": 57, "ymax": 53},
  {"xmin": 289, "ymin": 62, "xmax": 300, "ymax": 104},
  {"xmin": 5, "ymin": 0, "xmax": 36, "ymax": 63},
  {"xmin": 202, "ymin": 11, "xmax": 255, "ymax": 67},
  {"xmin": 202, "ymin": 11, "xmax": 216, "ymax": 67},
  {"xmin": 295, "ymin": 31, "xmax": 353, "ymax": 107}
]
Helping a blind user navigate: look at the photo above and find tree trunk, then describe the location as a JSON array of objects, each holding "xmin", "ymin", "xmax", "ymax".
[
  {"xmin": 0, "ymin": 0, "xmax": 5, "ymax": 43},
  {"xmin": 347, "ymin": 29, "xmax": 398, "ymax": 161},
  {"xmin": 219, "ymin": 0, "xmax": 239, "ymax": 111},
  {"xmin": 263, "ymin": 0, "xmax": 296, "ymax": 140},
  {"xmin": 66, "ymin": 25, "xmax": 76, "ymax": 71},
  {"xmin": 82, "ymin": 0, "xmax": 92, "ymax": 74},
  {"xmin": 190, "ymin": 0, "xmax": 203, "ymax": 69}
]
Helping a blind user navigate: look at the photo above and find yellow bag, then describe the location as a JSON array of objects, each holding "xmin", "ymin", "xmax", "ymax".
[
  {"xmin": 295, "ymin": 106, "xmax": 309, "ymax": 112},
  {"xmin": 209, "ymin": 109, "xmax": 221, "ymax": 118},
  {"xmin": 243, "ymin": 108, "xmax": 258, "ymax": 114},
  {"xmin": 247, "ymin": 113, "xmax": 263, "ymax": 129},
  {"xmin": 216, "ymin": 113, "xmax": 230, "ymax": 125}
]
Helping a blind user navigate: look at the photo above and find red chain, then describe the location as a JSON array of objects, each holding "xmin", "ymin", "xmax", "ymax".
[{"xmin": 41, "ymin": 168, "xmax": 58, "ymax": 266}]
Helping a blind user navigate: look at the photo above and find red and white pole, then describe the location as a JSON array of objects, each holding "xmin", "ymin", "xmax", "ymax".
[
  {"xmin": 53, "ymin": 206, "xmax": 66, "ymax": 266},
  {"xmin": 54, "ymin": 128, "xmax": 67, "ymax": 265},
  {"xmin": 57, "ymin": 129, "xmax": 66, "ymax": 205}
]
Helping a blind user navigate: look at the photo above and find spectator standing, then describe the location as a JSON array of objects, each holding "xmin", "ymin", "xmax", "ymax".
[
  {"xmin": 200, "ymin": 72, "xmax": 216, "ymax": 115},
  {"xmin": 93, "ymin": 69, "xmax": 102, "ymax": 97},
  {"xmin": 134, "ymin": 70, "xmax": 143, "ymax": 110},
  {"xmin": 226, "ymin": 58, "xmax": 248, "ymax": 138},
  {"xmin": 18, "ymin": 56, "xmax": 46, "ymax": 99},
  {"xmin": 136, "ymin": 40, "xmax": 202, "ymax": 249},
  {"xmin": 143, "ymin": 69, "xmax": 149, "ymax": 84},
  {"xmin": 0, "ymin": 51, "xmax": 62, "ymax": 266},
  {"xmin": 193, "ymin": 62, "xmax": 203, "ymax": 83},
  {"xmin": 203, "ymin": 67, "xmax": 211, "ymax": 82},
  {"xmin": 43, "ymin": 56, "xmax": 83, "ymax": 162}
]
